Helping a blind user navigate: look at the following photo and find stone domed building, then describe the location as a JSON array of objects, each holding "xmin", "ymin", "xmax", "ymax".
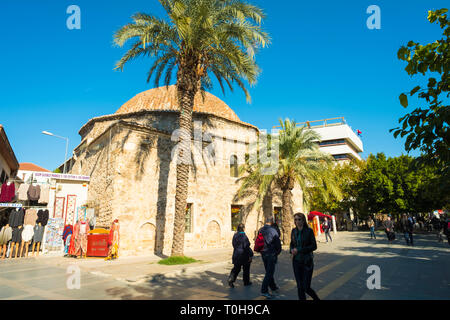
[{"xmin": 69, "ymin": 86, "xmax": 304, "ymax": 256}]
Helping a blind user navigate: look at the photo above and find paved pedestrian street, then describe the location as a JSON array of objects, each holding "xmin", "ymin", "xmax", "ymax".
[{"xmin": 0, "ymin": 232, "xmax": 448, "ymax": 300}]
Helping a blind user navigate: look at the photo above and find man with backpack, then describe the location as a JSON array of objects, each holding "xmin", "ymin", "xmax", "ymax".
[{"xmin": 254, "ymin": 216, "xmax": 281, "ymax": 299}]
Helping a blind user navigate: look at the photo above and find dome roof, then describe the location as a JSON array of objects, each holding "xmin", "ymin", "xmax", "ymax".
[{"xmin": 116, "ymin": 85, "xmax": 243, "ymax": 124}]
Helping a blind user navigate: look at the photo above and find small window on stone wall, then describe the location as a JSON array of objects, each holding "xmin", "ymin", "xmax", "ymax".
[
  {"xmin": 231, "ymin": 205, "xmax": 243, "ymax": 231},
  {"xmin": 185, "ymin": 203, "xmax": 193, "ymax": 233},
  {"xmin": 230, "ymin": 155, "xmax": 238, "ymax": 177}
]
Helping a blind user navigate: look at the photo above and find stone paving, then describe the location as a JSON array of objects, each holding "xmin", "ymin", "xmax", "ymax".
[{"xmin": 0, "ymin": 231, "xmax": 449, "ymax": 300}]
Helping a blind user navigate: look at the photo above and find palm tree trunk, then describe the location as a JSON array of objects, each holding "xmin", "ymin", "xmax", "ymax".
[
  {"xmin": 281, "ymin": 188, "xmax": 293, "ymax": 245},
  {"xmin": 171, "ymin": 82, "xmax": 196, "ymax": 257}
]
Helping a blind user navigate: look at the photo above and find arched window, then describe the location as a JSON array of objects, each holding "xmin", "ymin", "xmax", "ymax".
[{"xmin": 230, "ymin": 155, "xmax": 238, "ymax": 177}]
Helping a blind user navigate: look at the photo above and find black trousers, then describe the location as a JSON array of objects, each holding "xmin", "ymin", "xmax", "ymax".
[
  {"xmin": 292, "ymin": 258, "xmax": 320, "ymax": 300},
  {"xmin": 261, "ymin": 254, "xmax": 278, "ymax": 293},
  {"xmin": 229, "ymin": 262, "xmax": 251, "ymax": 285}
]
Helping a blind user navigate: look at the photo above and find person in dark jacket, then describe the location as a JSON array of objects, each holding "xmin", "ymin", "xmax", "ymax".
[
  {"xmin": 259, "ymin": 217, "xmax": 282, "ymax": 299},
  {"xmin": 322, "ymin": 217, "xmax": 332, "ymax": 243},
  {"xmin": 290, "ymin": 212, "xmax": 320, "ymax": 300},
  {"xmin": 400, "ymin": 214, "xmax": 414, "ymax": 246},
  {"xmin": 383, "ymin": 216, "xmax": 395, "ymax": 243},
  {"xmin": 228, "ymin": 223, "xmax": 253, "ymax": 288}
]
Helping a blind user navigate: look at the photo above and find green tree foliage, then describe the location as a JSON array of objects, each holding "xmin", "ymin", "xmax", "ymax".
[
  {"xmin": 392, "ymin": 8, "xmax": 449, "ymax": 194},
  {"xmin": 238, "ymin": 118, "xmax": 341, "ymax": 242},
  {"xmin": 309, "ymin": 153, "xmax": 447, "ymax": 219},
  {"xmin": 308, "ymin": 159, "xmax": 365, "ymax": 217}
]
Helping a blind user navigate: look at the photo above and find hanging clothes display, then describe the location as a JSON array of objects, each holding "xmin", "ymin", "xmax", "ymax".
[
  {"xmin": 27, "ymin": 184, "xmax": 41, "ymax": 201},
  {"xmin": 0, "ymin": 225, "xmax": 12, "ymax": 246},
  {"xmin": 70, "ymin": 218, "xmax": 90, "ymax": 257},
  {"xmin": 43, "ymin": 217, "xmax": 64, "ymax": 251},
  {"xmin": 22, "ymin": 209, "xmax": 38, "ymax": 243},
  {"xmin": 62, "ymin": 225, "xmax": 73, "ymax": 255},
  {"xmin": 38, "ymin": 185, "xmax": 50, "ymax": 204},
  {"xmin": 17, "ymin": 183, "xmax": 30, "ymax": 201},
  {"xmin": 0, "ymin": 182, "xmax": 16, "ymax": 203},
  {"xmin": 33, "ymin": 209, "xmax": 49, "ymax": 243},
  {"xmin": 9, "ymin": 208, "xmax": 24, "ymax": 243}
]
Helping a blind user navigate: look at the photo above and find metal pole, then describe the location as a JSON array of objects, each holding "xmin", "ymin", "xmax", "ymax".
[{"xmin": 63, "ymin": 137, "xmax": 69, "ymax": 174}]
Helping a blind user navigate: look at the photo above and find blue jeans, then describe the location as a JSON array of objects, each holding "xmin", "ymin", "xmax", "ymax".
[
  {"xmin": 404, "ymin": 232, "xmax": 413, "ymax": 245},
  {"xmin": 370, "ymin": 227, "xmax": 376, "ymax": 239},
  {"xmin": 261, "ymin": 253, "xmax": 278, "ymax": 293},
  {"xmin": 325, "ymin": 231, "xmax": 332, "ymax": 242}
]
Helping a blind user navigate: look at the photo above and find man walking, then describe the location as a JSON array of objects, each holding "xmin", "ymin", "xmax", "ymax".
[
  {"xmin": 322, "ymin": 217, "xmax": 332, "ymax": 243},
  {"xmin": 368, "ymin": 217, "xmax": 376, "ymax": 239},
  {"xmin": 258, "ymin": 217, "xmax": 281, "ymax": 299},
  {"xmin": 400, "ymin": 214, "xmax": 414, "ymax": 246},
  {"xmin": 383, "ymin": 215, "xmax": 395, "ymax": 243}
]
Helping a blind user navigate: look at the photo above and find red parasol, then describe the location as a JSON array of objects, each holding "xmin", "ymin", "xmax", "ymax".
[{"xmin": 308, "ymin": 211, "xmax": 332, "ymax": 220}]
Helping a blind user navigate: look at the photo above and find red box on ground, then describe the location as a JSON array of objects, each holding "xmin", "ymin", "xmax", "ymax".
[{"xmin": 87, "ymin": 234, "xmax": 109, "ymax": 257}]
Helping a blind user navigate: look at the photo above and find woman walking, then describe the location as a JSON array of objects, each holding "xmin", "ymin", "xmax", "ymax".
[
  {"xmin": 290, "ymin": 213, "xmax": 320, "ymax": 300},
  {"xmin": 228, "ymin": 223, "xmax": 253, "ymax": 288},
  {"xmin": 368, "ymin": 217, "xmax": 376, "ymax": 239}
]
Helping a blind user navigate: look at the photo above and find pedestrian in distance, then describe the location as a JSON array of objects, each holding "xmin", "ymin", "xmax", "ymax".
[
  {"xmin": 383, "ymin": 215, "xmax": 395, "ymax": 243},
  {"xmin": 228, "ymin": 223, "xmax": 253, "ymax": 288},
  {"xmin": 255, "ymin": 216, "xmax": 281, "ymax": 299},
  {"xmin": 431, "ymin": 215, "xmax": 442, "ymax": 242},
  {"xmin": 322, "ymin": 217, "xmax": 332, "ymax": 243},
  {"xmin": 442, "ymin": 214, "xmax": 450, "ymax": 246},
  {"xmin": 400, "ymin": 214, "xmax": 414, "ymax": 246},
  {"xmin": 368, "ymin": 217, "xmax": 376, "ymax": 239},
  {"xmin": 290, "ymin": 212, "xmax": 320, "ymax": 300},
  {"xmin": 440, "ymin": 214, "xmax": 448, "ymax": 245}
]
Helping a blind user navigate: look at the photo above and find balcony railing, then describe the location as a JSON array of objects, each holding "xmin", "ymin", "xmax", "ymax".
[{"xmin": 273, "ymin": 117, "xmax": 346, "ymax": 129}]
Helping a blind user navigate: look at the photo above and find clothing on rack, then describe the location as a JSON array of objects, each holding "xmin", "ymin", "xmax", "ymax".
[
  {"xmin": 17, "ymin": 183, "xmax": 30, "ymax": 201},
  {"xmin": 22, "ymin": 225, "xmax": 34, "ymax": 242},
  {"xmin": 11, "ymin": 227, "xmax": 23, "ymax": 243},
  {"xmin": 36, "ymin": 209, "xmax": 49, "ymax": 227},
  {"xmin": 27, "ymin": 185, "xmax": 41, "ymax": 201},
  {"xmin": 8, "ymin": 208, "xmax": 24, "ymax": 228},
  {"xmin": 38, "ymin": 185, "xmax": 50, "ymax": 204},
  {"xmin": 0, "ymin": 226, "xmax": 12, "ymax": 245},
  {"xmin": 0, "ymin": 182, "xmax": 16, "ymax": 202},
  {"xmin": 33, "ymin": 224, "xmax": 45, "ymax": 243},
  {"xmin": 24, "ymin": 209, "xmax": 38, "ymax": 226},
  {"xmin": 70, "ymin": 219, "xmax": 89, "ymax": 257}
]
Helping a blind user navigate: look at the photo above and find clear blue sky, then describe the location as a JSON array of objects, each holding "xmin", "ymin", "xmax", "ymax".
[{"xmin": 0, "ymin": 0, "xmax": 447, "ymax": 171}]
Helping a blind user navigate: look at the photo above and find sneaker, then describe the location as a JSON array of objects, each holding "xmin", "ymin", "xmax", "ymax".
[
  {"xmin": 244, "ymin": 282, "xmax": 252, "ymax": 286},
  {"xmin": 261, "ymin": 292, "xmax": 274, "ymax": 299},
  {"xmin": 271, "ymin": 289, "xmax": 280, "ymax": 295},
  {"xmin": 228, "ymin": 280, "xmax": 234, "ymax": 288}
]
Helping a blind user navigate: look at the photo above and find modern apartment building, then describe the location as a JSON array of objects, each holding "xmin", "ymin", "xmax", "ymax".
[
  {"xmin": 301, "ymin": 117, "xmax": 364, "ymax": 161},
  {"xmin": 273, "ymin": 117, "xmax": 364, "ymax": 161}
]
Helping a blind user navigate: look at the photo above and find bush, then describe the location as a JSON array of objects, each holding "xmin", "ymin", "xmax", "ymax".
[{"xmin": 157, "ymin": 256, "xmax": 199, "ymax": 265}]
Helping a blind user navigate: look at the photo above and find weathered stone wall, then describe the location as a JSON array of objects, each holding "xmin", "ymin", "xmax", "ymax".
[{"xmin": 71, "ymin": 112, "xmax": 304, "ymax": 256}]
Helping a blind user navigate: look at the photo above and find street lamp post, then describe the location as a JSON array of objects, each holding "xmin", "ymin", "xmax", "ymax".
[{"xmin": 42, "ymin": 131, "xmax": 69, "ymax": 174}]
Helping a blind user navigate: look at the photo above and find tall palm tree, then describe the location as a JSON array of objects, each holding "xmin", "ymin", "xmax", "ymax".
[
  {"xmin": 238, "ymin": 119, "xmax": 342, "ymax": 243},
  {"xmin": 114, "ymin": 0, "xmax": 269, "ymax": 256}
]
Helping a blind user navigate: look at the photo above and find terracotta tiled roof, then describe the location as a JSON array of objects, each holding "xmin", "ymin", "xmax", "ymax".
[
  {"xmin": 19, "ymin": 163, "xmax": 51, "ymax": 172},
  {"xmin": 116, "ymin": 85, "xmax": 244, "ymax": 124}
]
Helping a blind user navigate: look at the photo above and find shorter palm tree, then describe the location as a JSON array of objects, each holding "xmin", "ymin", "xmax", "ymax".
[{"xmin": 238, "ymin": 118, "xmax": 342, "ymax": 242}]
